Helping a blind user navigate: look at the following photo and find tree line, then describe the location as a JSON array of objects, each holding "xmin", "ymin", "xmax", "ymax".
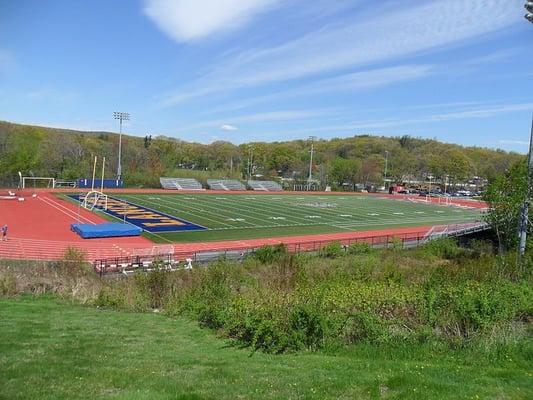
[{"xmin": 0, "ymin": 120, "xmax": 524, "ymax": 188}]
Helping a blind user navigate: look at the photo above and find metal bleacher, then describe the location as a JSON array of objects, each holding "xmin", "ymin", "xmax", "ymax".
[
  {"xmin": 160, "ymin": 177, "xmax": 204, "ymax": 190},
  {"xmin": 247, "ymin": 180, "xmax": 283, "ymax": 191},
  {"xmin": 206, "ymin": 179, "xmax": 246, "ymax": 191}
]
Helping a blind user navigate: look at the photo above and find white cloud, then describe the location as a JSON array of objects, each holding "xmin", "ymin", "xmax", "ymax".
[
  {"xmin": 220, "ymin": 124, "xmax": 238, "ymax": 131},
  {"xmin": 182, "ymin": 109, "xmax": 333, "ymax": 131},
  {"xmin": 144, "ymin": 0, "xmax": 280, "ymax": 42},
  {"xmin": 162, "ymin": 0, "xmax": 521, "ymax": 105},
  {"xmin": 196, "ymin": 64, "xmax": 434, "ymax": 115}
]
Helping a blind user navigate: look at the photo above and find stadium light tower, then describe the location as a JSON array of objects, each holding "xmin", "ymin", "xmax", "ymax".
[
  {"xmin": 113, "ymin": 112, "xmax": 130, "ymax": 181},
  {"xmin": 526, "ymin": 1, "xmax": 533, "ymax": 23},
  {"xmin": 518, "ymin": 3, "xmax": 532, "ymax": 258},
  {"xmin": 308, "ymin": 136, "xmax": 317, "ymax": 191},
  {"xmin": 518, "ymin": 115, "xmax": 533, "ymax": 258},
  {"xmin": 383, "ymin": 150, "xmax": 389, "ymax": 190}
]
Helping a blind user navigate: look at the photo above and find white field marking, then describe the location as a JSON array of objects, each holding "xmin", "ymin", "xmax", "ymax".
[
  {"xmin": 339, "ymin": 214, "xmax": 352, "ymax": 217},
  {"xmin": 305, "ymin": 215, "xmax": 321, "ymax": 219},
  {"xmin": 368, "ymin": 213, "xmax": 380, "ymax": 216},
  {"xmin": 184, "ymin": 197, "xmax": 195, "ymax": 200},
  {"xmin": 40, "ymin": 196, "xmax": 95, "ymax": 224},
  {"xmin": 226, "ymin": 218, "xmax": 245, "ymax": 221},
  {"xmin": 215, "ymin": 197, "xmax": 227, "ymax": 200},
  {"xmin": 161, "ymin": 195, "xmax": 265, "ymax": 226},
  {"xmin": 435, "ymin": 211, "xmax": 444, "ymax": 213},
  {"xmin": 192, "ymin": 195, "xmax": 294, "ymax": 225},
  {"xmin": 200, "ymin": 215, "xmax": 479, "ymax": 232},
  {"xmin": 393, "ymin": 212, "xmax": 404, "ymax": 215},
  {"xmin": 244, "ymin": 197, "xmax": 256, "ymax": 200},
  {"xmin": 127, "ymin": 194, "xmax": 235, "ymax": 228},
  {"xmin": 203, "ymin": 195, "xmax": 322, "ymax": 224},
  {"xmin": 268, "ymin": 216, "xmax": 286, "ymax": 220},
  {"xmin": 148, "ymin": 197, "xmax": 161, "ymax": 200},
  {"xmin": 331, "ymin": 216, "xmax": 478, "ymax": 229},
  {"xmin": 414, "ymin": 211, "xmax": 425, "ymax": 214}
]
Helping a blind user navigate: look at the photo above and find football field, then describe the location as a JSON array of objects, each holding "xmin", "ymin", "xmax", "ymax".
[{"xmin": 90, "ymin": 193, "xmax": 482, "ymax": 243}]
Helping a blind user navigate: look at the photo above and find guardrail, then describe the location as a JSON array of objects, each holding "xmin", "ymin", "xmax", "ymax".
[{"xmin": 92, "ymin": 222, "xmax": 490, "ymax": 276}]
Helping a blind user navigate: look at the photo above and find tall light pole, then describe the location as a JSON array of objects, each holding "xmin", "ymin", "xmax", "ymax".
[
  {"xmin": 518, "ymin": 4, "xmax": 532, "ymax": 258},
  {"xmin": 113, "ymin": 112, "xmax": 130, "ymax": 181},
  {"xmin": 247, "ymin": 145, "xmax": 253, "ymax": 181},
  {"xmin": 384, "ymin": 150, "xmax": 389, "ymax": 191},
  {"xmin": 526, "ymin": 1, "xmax": 533, "ymax": 23},
  {"xmin": 308, "ymin": 136, "xmax": 317, "ymax": 191},
  {"xmin": 518, "ymin": 115, "xmax": 533, "ymax": 258}
]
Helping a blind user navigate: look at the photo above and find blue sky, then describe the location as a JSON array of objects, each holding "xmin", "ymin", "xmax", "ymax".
[{"xmin": 0, "ymin": 0, "xmax": 532, "ymax": 152}]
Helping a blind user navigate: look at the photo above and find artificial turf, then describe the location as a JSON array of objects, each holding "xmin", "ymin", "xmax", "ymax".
[{"xmin": 62, "ymin": 192, "xmax": 482, "ymax": 243}]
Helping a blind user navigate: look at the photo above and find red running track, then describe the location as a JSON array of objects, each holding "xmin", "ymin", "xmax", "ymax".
[
  {"xmin": 0, "ymin": 189, "xmax": 486, "ymax": 262},
  {"xmin": 0, "ymin": 191, "xmax": 151, "ymax": 261}
]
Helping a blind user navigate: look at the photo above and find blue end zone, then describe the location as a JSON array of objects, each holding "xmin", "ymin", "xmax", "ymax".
[
  {"xmin": 71, "ymin": 222, "xmax": 142, "ymax": 239},
  {"xmin": 68, "ymin": 195, "xmax": 206, "ymax": 233}
]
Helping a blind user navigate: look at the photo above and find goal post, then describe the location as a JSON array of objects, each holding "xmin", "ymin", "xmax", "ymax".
[
  {"xmin": 21, "ymin": 176, "xmax": 55, "ymax": 189},
  {"xmin": 81, "ymin": 156, "xmax": 108, "ymax": 211}
]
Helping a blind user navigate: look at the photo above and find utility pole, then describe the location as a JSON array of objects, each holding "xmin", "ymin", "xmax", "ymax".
[
  {"xmin": 308, "ymin": 136, "xmax": 317, "ymax": 191},
  {"xmin": 518, "ymin": 115, "xmax": 533, "ymax": 258},
  {"xmin": 384, "ymin": 150, "xmax": 389, "ymax": 190},
  {"xmin": 247, "ymin": 145, "xmax": 253, "ymax": 181},
  {"xmin": 518, "ymin": 6, "xmax": 532, "ymax": 257},
  {"xmin": 113, "ymin": 112, "xmax": 130, "ymax": 181}
]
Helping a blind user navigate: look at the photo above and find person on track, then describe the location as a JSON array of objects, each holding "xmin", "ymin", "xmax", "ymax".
[{"xmin": 1, "ymin": 224, "xmax": 7, "ymax": 241}]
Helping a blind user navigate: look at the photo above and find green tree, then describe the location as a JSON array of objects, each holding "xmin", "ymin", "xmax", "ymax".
[
  {"xmin": 483, "ymin": 161, "xmax": 529, "ymax": 252},
  {"xmin": 329, "ymin": 157, "xmax": 361, "ymax": 188}
]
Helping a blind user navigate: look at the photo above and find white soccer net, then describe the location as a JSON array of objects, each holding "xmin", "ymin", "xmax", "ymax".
[{"xmin": 21, "ymin": 177, "xmax": 55, "ymax": 189}]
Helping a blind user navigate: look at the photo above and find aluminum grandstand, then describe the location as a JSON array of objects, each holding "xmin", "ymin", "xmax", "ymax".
[
  {"xmin": 160, "ymin": 177, "xmax": 204, "ymax": 190},
  {"xmin": 248, "ymin": 180, "xmax": 283, "ymax": 191},
  {"xmin": 206, "ymin": 179, "xmax": 246, "ymax": 191}
]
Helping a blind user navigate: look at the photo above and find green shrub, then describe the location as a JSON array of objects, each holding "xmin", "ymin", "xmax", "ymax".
[
  {"xmin": 318, "ymin": 241, "xmax": 344, "ymax": 258},
  {"xmin": 0, "ymin": 273, "xmax": 17, "ymax": 297},
  {"xmin": 347, "ymin": 242, "xmax": 373, "ymax": 255},
  {"xmin": 341, "ymin": 312, "xmax": 389, "ymax": 344},
  {"xmin": 424, "ymin": 237, "xmax": 463, "ymax": 259},
  {"xmin": 253, "ymin": 244, "xmax": 288, "ymax": 264},
  {"xmin": 134, "ymin": 264, "xmax": 170, "ymax": 309}
]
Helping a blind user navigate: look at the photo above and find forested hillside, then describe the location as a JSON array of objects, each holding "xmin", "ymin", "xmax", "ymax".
[{"xmin": 0, "ymin": 120, "xmax": 523, "ymax": 188}]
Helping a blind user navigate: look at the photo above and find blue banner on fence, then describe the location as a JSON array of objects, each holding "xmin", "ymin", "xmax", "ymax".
[
  {"xmin": 78, "ymin": 179, "xmax": 124, "ymax": 189},
  {"xmin": 69, "ymin": 195, "xmax": 206, "ymax": 233}
]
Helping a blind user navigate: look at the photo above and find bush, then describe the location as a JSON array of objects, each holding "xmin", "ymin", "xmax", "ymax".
[
  {"xmin": 0, "ymin": 273, "xmax": 17, "ymax": 297},
  {"xmin": 424, "ymin": 237, "xmax": 463, "ymax": 259},
  {"xmin": 134, "ymin": 264, "xmax": 171, "ymax": 309},
  {"xmin": 253, "ymin": 244, "xmax": 288, "ymax": 264},
  {"xmin": 347, "ymin": 242, "xmax": 373, "ymax": 255},
  {"xmin": 318, "ymin": 241, "xmax": 344, "ymax": 258}
]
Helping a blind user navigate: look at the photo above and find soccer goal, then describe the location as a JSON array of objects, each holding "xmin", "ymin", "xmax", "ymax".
[
  {"xmin": 20, "ymin": 176, "xmax": 55, "ymax": 189},
  {"xmin": 81, "ymin": 156, "xmax": 108, "ymax": 211}
]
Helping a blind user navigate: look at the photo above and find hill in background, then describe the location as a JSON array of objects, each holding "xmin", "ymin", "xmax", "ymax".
[{"xmin": 0, "ymin": 120, "xmax": 523, "ymax": 188}]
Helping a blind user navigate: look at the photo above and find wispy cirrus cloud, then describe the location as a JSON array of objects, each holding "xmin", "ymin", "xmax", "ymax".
[
  {"xmin": 160, "ymin": 0, "xmax": 521, "ymax": 106},
  {"xmin": 196, "ymin": 64, "xmax": 434, "ymax": 116},
  {"xmin": 181, "ymin": 109, "xmax": 333, "ymax": 131},
  {"xmin": 144, "ymin": 0, "xmax": 281, "ymax": 42},
  {"xmin": 246, "ymin": 102, "xmax": 533, "ymax": 139}
]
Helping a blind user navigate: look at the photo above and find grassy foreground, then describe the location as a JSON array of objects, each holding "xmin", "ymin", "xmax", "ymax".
[{"xmin": 0, "ymin": 296, "xmax": 531, "ymax": 400}]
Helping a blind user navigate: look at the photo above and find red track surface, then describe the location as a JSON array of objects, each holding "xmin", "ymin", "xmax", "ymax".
[{"xmin": 0, "ymin": 189, "xmax": 486, "ymax": 262}]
